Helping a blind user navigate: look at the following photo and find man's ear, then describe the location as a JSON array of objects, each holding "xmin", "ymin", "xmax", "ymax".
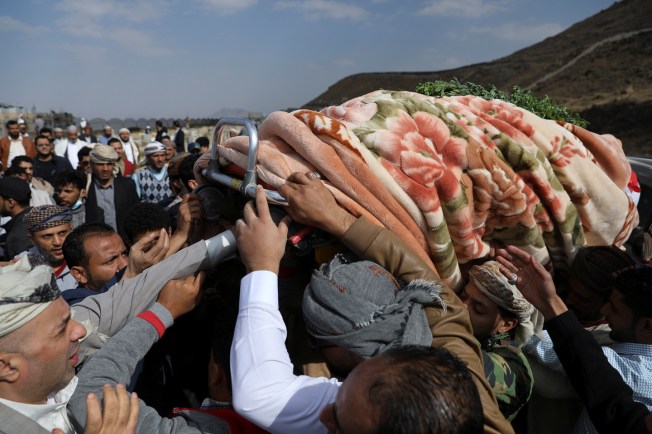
[
  {"xmin": 188, "ymin": 179, "xmax": 198, "ymax": 191},
  {"xmin": 498, "ymin": 318, "xmax": 519, "ymax": 334},
  {"xmin": 27, "ymin": 233, "xmax": 34, "ymax": 243},
  {"xmin": 0, "ymin": 353, "xmax": 23, "ymax": 383},
  {"xmin": 70, "ymin": 266, "xmax": 88, "ymax": 285},
  {"xmin": 80, "ymin": 188, "xmax": 87, "ymax": 200}
]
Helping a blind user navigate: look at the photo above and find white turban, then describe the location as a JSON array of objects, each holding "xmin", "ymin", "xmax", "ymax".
[
  {"xmin": 144, "ymin": 141, "xmax": 166, "ymax": 157},
  {"xmin": 469, "ymin": 261, "xmax": 544, "ymax": 346},
  {"xmin": 0, "ymin": 256, "xmax": 60, "ymax": 338}
]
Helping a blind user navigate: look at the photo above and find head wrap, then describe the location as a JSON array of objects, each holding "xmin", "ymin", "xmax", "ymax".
[
  {"xmin": 118, "ymin": 128, "xmax": 130, "ymax": 135},
  {"xmin": 144, "ymin": 142, "xmax": 166, "ymax": 157},
  {"xmin": 303, "ymin": 254, "xmax": 445, "ymax": 358},
  {"xmin": 53, "ymin": 127, "xmax": 63, "ymax": 133},
  {"xmin": 468, "ymin": 261, "xmax": 543, "ymax": 346},
  {"xmin": 66, "ymin": 125, "xmax": 77, "ymax": 133},
  {"xmin": 0, "ymin": 256, "xmax": 60, "ymax": 338},
  {"xmin": 89, "ymin": 144, "xmax": 119, "ymax": 164},
  {"xmin": 25, "ymin": 205, "xmax": 72, "ymax": 233}
]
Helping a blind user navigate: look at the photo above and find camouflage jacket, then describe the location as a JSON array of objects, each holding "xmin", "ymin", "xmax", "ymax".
[{"xmin": 481, "ymin": 333, "xmax": 534, "ymax": 421}]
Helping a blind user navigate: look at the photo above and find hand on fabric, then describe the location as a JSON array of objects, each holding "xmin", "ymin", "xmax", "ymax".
[
  {"xmin": 235, "ymin": 185, "xmax": 290, "ymax": 274},
  {"xmin": 278, "ymin": 171, "xmax": 356, "ymax": 238},
  {"xmin": 157, "ymin": 271, "xmax": 205, "ymax": 319},
  {"xmin": 494, "ymin": 245, "xmax": 567, "ymax": 320},
  {"xmin": 123, "ymin": 228, "xmax": 170, "ymax": 279},
  {"xmin": 52, "ymin": 384, "xmax": 139, "ymax": 434}
]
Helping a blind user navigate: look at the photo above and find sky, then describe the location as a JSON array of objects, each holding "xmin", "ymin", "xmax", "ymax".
[{"xmin": 2, "ymin": 0, "xmax": 617, "ymax": 119}]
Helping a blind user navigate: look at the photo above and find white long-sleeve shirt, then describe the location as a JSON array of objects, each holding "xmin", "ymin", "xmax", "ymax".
[{"xmin": 230, "ymin": 270, "xmax": 340, "ymax": 434}]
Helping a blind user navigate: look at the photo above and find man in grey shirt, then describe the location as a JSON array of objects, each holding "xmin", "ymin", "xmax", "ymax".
[{"xmin": 84, "ymin": 144, "xmax": 140, "ymax": 238}]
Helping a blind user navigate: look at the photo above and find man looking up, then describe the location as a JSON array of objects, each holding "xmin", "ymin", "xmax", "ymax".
[
  {"xmin": 132, "ymin": 142, "xmax": 173, "ymax": 204},
  {"xmin": 33, "ymin": 134, "xmax": 74, "ymax": 185},
  {"xmin": 62, "ymin": 222, "xmax": 168, "ymax": 305},
  {"xmin": 0, "ymin": 177, "xmax": 32, "ymax": 261},
  {"xmin": 0, "ymin": 119, "xmax": 36, "ymax": 170},
  {"xmin": 85, "ymin": 144, "xmax": 139, "ymax": 237},
  {"xmin": 20, "ymin": 205, "xmax": 77, "ymax": 292}
]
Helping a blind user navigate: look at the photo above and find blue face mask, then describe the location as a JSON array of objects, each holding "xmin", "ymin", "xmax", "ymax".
[{"xmin": 72, "ymin": 199, "xmax": 83, "ymax": 210}]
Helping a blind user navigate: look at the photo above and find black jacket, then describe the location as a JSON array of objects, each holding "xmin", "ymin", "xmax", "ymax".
[{"xmin": 85, "ymin": 175, "xmax": 140, "ymax": 238}]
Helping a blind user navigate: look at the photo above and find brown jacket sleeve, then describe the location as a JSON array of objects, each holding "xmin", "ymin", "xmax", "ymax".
[
  {"xmin": 340, "ymin": 217, "xmax": 514, "ymax": 434},
  {"xmin": 0, "ymin": 137, "xmax": 37, "ymax": 169}
]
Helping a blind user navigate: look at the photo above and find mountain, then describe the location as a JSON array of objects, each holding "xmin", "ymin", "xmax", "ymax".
[{"xmin": 303, "ymin": 0, "xmax": 652, "ymax": 155}]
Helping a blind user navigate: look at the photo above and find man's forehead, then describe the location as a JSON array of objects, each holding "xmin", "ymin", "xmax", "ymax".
[{"xmin": 34, "ymin": 222, "xmax": 71, "ymax": 236}]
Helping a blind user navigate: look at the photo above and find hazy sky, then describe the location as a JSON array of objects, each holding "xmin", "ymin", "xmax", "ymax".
[{"xmin": 3, "ymin": 0, "xmax": 616, "ymax": 119}]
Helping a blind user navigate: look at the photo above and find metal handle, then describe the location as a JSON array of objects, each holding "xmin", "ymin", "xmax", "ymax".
[{"xmin": 205, "ymin": 117, "xmax": 288, "ymax": 205}]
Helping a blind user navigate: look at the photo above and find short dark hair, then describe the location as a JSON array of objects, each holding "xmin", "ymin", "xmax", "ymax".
[
  {"xmin": 572, "ymin": 246, "xmax": 637, "ymax": 301},
  {"xmin": 63, "ymin": 222, "xmax": 115, "ymax": 268},
  {"xmin": 179, "ymin": 154, "xmax": 200, "ymax": 191},
  {"xmin": 196, "ymin": 136, "xmax": 209, "ymax": 148},
  {"xmin": 173, "ymin": 120, "xmax": 180, "ymax": 127},
  {"xmin": 370, "ymin": 345, "xmax": 483, "ymax": 434},
  {"xmin": 77, "ymin": 146, "xmax": 92, "ymax": 160},
  {"xmin": 54, "ymin": 170, "xmax": 86, "ymax": 191},
  {"xmin": 10, "ymin": 155, "xmax": 34, "ymax": 167},
  {"xmin": 4, "ymin": 165, "xmax": 27, "ymax": 179},
  {"xmin": 123, "ymin": 202, "xmax": 170, "ymax": 244},
  {"xmin": 107, "ymin": 137, "xmax": 121, "ymax": 146},
  {"xmin": 616, "ymin": 266, "xmax": 652, "ymax": 319},
  {"xmin": 35, "ymin": 134, "xmax": 52, "ymax": 144},
  {"xmin": 156, "ymin": 120, "xmax": 163, "ymax": 127},
  {"xmin": 39, "ymin": 127, "xmax": 53, "ymax": 136},
  {"xmin": 6, "ymin": 120, "xmax": 18, "ymax": 128}
]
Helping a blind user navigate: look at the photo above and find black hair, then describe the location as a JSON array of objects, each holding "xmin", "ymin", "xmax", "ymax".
[
  {"xmin": 123, "ymin": 202, "xmax": 171, "ymax": 244},
  {"xmin": 63, "ymin": 222, "xmax": 115, "ymax": 268},
  {"xmin": 178, "ymin": 154, "xmax": 200, "ymax": 191},
  {"xmin": 10, "ymin": 155, "xmax": 34, "ymax": 167},
  {"xmin": 370, "ymin": 345, "xmax": 483, "ymax": 434},
  {"xmin": 5, "ymin": 120, "xmax": 18, "ymax": 128},
  {"xmin": 39, "ymin": 127, "xmax": 52, "ymax": 136},
  {"xmin": 54, "ymin": 169, "xmax": 86, "ymax": 191},
  {"xmin": 107, "ymin": 137, "xmax": 121, "ymax": 146},
  {"xmin": 572, "ymin": 246, "xmax": 637, "ymax": 301},
  {"xmin": 35, "ymin": 134, "xmax": 52, "ymax": 144},
  {"xmin": 616, "ymin": 266, "xmax": 652, "ymax": 319},
  {"xmin": 4, "ymin": 165, "xmax": 26, "ymax": 178},
  {"xmin": 196, "ymin": 136, "xmax": 209, "ymax": 148},
  {"xmin": 77, "ymin": 146, "xmax": 92, "ymax": 160}
]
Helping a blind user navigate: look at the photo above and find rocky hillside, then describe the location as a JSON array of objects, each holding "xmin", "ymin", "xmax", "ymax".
[{"xmin": 303, "ymin": 0, "xmax": 652, "ymax": 155}]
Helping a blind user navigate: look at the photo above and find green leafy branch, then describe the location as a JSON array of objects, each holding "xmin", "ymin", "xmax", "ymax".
[{"xmin": 415, "ymin": 78, "xmax": 588, "ymax": 127}]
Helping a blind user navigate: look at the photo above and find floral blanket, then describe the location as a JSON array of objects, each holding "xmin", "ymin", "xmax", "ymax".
[{"xmin": 216, "ymin": 90, "xmax": 637, "ymax": 289}]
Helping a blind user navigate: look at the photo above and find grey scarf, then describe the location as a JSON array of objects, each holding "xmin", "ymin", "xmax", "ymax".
[{"xmin": 303, "ymin": 254, "xmax": 445, "ymax": 358}]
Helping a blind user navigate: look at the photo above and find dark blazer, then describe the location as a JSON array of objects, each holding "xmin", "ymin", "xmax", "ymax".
[
  {"xmin": 174, "ymin": 128, "xmax": 185, "ymax": 152},
  {"xmin": 85, "ymin": 175, "xmax": 140, "ymax": 237}
]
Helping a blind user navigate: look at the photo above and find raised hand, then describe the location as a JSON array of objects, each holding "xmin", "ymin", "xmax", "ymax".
[
  {"xmin": 234, "ymin": 185, "xmax": 290, "ymax": 274},
  {"xmin": 494, "ymin": 245, "xmax": 567, "ymax": 320},
  {"xmin": 124, "ymin": 228, "xmax": 170, "ymax": 279},
  {"xmin": 157, "ymin": 271, "xmax": 206, "ymax": 319},
  {"xmin": 278, "ymin": 171, "xmax": 355, "ymax": 237}
]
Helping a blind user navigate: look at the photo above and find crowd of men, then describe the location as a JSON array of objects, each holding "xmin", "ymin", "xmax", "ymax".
[{"xmin": 0, "ymin": 118, "xmax": 651, "ymax": 434}]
